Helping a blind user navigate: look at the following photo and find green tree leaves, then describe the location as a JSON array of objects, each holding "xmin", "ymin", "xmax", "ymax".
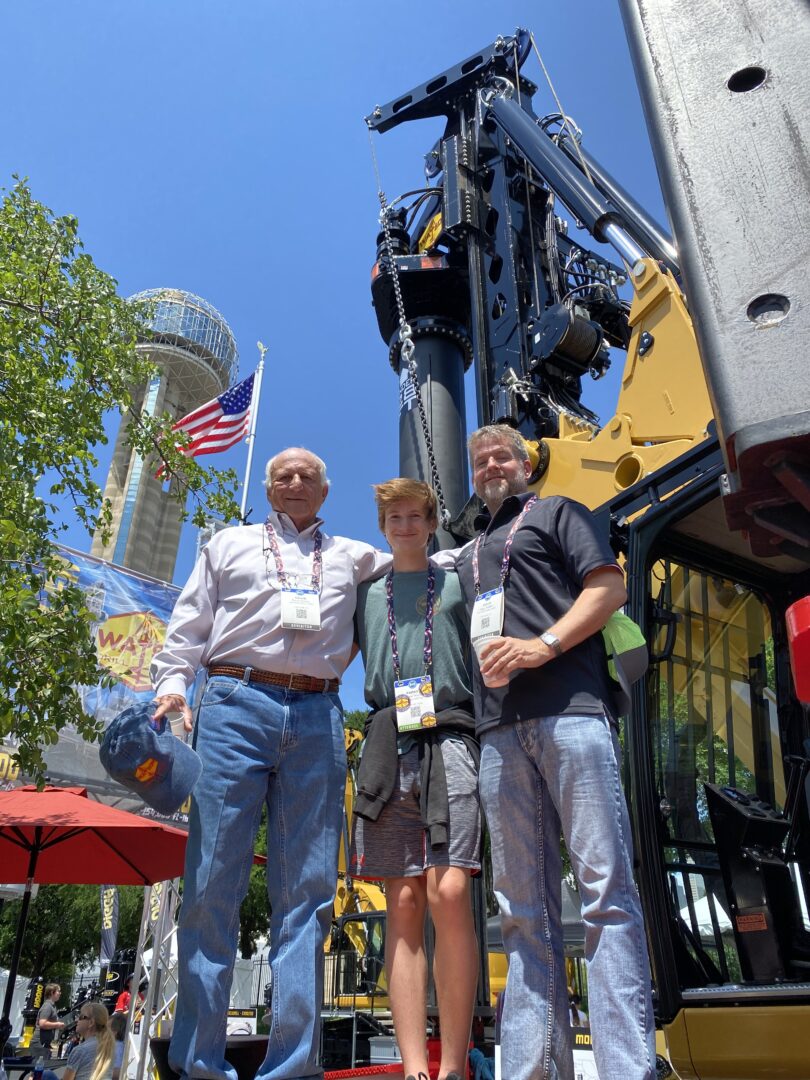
[
  {"xmin": 0, "ymin": 885, "xmax": 144, "ymax": 985},
  {"xmin": 238, "ymin": 814, "xmax": 269, "ymax": 960},
  {"xmin": 0, "ymin": 179, "xmax": 240, "ymax": 778}
]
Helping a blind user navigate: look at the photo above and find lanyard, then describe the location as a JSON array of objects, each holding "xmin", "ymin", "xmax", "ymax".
[
  {"xmin": 264, "ymin": 519, "xmax": 323, "ymax": 591},
  {"xmin": 385, "ymin": 565, "xmax": 436, "ymax": 681},
  {"xmin": 472, "ymin": 495, "xmax": 537, "ymax": 597}
]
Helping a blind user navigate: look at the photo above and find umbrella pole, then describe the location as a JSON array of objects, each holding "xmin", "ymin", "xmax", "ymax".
[{"xmin": 0, "ymin": 843, "xmax": 39, "ymax": 1050}]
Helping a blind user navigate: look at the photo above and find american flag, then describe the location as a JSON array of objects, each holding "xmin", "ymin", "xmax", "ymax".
[{"xmin": 158, "ymin": 373, "xmax": 255, "ymax": 474}]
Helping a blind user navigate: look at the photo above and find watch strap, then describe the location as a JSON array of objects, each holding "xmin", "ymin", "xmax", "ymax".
[{"xmin": 540, "ymin": 631, "xmax": 563, "ymax": 657}]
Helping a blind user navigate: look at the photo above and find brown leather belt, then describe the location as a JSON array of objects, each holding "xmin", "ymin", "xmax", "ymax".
[{"xmin": 208, "ymin": 663, "xmax": 339, "ymax": 694}]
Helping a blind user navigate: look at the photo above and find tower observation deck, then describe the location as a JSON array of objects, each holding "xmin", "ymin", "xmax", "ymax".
[{"xmin": 91, "ymin": 288, "xmax": 239, "ymax": 583}]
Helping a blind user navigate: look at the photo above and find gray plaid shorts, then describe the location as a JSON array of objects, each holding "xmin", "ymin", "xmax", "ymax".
[{"xmin": 349, "ymin": 734, "xmax": 481, "ymax": 879}]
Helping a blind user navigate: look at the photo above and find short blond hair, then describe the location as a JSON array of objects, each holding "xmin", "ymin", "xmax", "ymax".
[
  {"xmin": 373, "ymin": 478, "xmax": 438, "ymax": 534},
  {"xmin": 44, "ymin": 983, "xmax": 60, "ymax": 999}
]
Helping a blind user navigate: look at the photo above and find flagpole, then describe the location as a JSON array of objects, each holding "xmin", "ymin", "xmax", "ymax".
[{"xmin": 240, "ymin": 341, "xmax": 266, "ymax": 522}]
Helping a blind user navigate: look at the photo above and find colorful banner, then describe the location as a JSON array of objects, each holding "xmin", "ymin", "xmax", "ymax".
[
  {"xmin": 0, "ymin": 545, "xmax": 196, "ymax": 827},
  {"xmin": 100, "ymin": 885, "xmax": 120, "ymax": 965}
]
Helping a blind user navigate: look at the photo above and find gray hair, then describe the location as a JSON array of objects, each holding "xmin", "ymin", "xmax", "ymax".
[
  {"xmin": 467, "ymin": 424, "xmax": 530, "ymax": 464},
  {"xmin": 265, "ymin": 448, "xmax": 330, "ymax": 493}
]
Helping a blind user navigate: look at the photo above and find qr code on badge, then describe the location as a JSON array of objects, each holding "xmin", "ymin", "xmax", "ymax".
[
  {"xmin": 296, "ymin": 607, "xmax": 307, "ymax": 619},
  {"xmin": 480, "ymin": 616, "xmax": 490, "ymax": 628}
]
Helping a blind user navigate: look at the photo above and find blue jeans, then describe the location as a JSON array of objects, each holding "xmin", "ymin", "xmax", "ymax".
[
  {"xmin": 169, "ymin": 676, "xmax": 346, "ymax": 1080},
  {"xmin": 479, "ymin": 713, "xmax": 655, "ymax": 1080}
]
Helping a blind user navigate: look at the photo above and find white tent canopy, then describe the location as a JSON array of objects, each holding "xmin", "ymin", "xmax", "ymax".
[{"xmin": 0, "ymin": 968, "xmax": 30, "ymax": 1048}]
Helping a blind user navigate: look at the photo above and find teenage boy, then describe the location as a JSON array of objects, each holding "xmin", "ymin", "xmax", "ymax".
[
  {"xmin": 36, "ymin": 984, "xmax": 64, "ymax": 1054},
  {"xmin": 350, "ymin": 478, "xmax": 480, "ymax": 1080}
]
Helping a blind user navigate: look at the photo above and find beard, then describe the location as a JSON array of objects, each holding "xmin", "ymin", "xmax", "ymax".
[{"xmin": 477, "ymin": 473, "xmax": 527, "ymax": 507}]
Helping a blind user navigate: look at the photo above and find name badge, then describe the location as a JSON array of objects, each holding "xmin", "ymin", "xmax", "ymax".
[
  {"xmin": 280, "ymin": 588, "xmax": 321, "ymax": 631},
  {"xmin": 394, "ymin": 676, "xmax": 437, "ymax": 733},
  {"xmin": 470, "ymin": 586, "xmax": 505, "ymax": 654},
  {"xmin": 269, "ymin": 572, "xmax": 308, "ymax": 593}
]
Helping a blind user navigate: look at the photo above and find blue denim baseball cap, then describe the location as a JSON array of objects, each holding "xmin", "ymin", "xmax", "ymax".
[{"xmin": 100, "ymin": 700, "xmax": 202, "ymax": 815}]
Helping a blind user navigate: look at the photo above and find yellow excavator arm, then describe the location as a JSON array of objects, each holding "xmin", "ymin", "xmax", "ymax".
[{"xmin": 527, "ymin": 260, "xmax": 714, "ymax": 508}]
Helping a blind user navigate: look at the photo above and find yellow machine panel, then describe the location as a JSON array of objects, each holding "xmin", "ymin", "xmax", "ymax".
[
  {"xmin": 528, "ymin": 260, "xmax": 714, "ymax": 509},
  {"xmin": 665, "ymin": 1005, "xmax": 810, "ymax": 1080}
]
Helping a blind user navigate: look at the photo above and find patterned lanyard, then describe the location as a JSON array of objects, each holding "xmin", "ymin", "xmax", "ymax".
[
  {"xmin": 385, "ymin": 565, "xmax": 436, "ymax": 681},
  {"xmin": 264, "ymin": 518, "xmax": 323, "ymax": 591},
  {"xmin": 472, "ymin": 495, "xmax": 537, "ymax": 597}
]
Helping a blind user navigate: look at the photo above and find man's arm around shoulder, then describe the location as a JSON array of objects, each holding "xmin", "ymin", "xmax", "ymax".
[{"xmin": 353, "ymin": 540, "xmax": 392, "ymax": 583}]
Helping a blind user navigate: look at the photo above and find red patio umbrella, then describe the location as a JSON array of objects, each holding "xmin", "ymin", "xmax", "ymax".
[
  {"xmin": 0, "ymin": 786, "xmax": 188, "ymax": 885},
  {"xmin": 0, "ymin": 785, "xmax": 188, "ymax": 1048}
]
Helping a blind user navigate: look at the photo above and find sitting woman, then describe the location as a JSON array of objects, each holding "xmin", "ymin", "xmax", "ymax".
[{"xmin": 62, "ymin": 1003, "xmax": 115, "ymax": 1080}]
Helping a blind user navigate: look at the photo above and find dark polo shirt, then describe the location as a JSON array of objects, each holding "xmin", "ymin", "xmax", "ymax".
[{"xmin": 456, "ymin": 491, "xmax": 619, "ymax": 735}]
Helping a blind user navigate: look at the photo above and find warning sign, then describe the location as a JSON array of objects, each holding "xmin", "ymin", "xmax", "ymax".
[{"xmin": 736, "ymin": 912, "xmax": 768, "ymax": 933}]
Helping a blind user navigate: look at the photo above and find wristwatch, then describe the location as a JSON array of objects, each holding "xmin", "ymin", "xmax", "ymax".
[{"xmin": 540, "ymin": 631, "xmax": 563, "ymax": 657}]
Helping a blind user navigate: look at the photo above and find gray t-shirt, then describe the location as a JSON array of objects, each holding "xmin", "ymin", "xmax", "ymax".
[
  {"xmin": 356, "ymin": 567, "xmax": 472, "ymax": 712},
  {"xmin": 36, "ymin": 999, "xmax": 57, "ymax": 1046},
  {"xmin": 456, "ymin": 492, "xmax": 619, "ymax": 734},
  {"xmin": 66, "ymin": 1036, "xmax": 112, "ymax": 1080}
]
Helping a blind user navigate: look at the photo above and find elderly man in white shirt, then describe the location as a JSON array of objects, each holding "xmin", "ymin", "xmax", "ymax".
[{"xmin": 151, "ymin": 447, "xmax": 389, "ymax": 1080}]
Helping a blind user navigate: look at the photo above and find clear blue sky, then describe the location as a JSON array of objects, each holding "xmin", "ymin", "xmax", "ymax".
[{"xmin": 2, "ymin": 1, "xmax": 667, "ymax": 711}]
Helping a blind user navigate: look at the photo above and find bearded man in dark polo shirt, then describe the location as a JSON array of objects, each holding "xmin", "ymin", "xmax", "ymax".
[{"xmin": 456, "ymin": 425, "xmax": 655, "ymax": 1080}]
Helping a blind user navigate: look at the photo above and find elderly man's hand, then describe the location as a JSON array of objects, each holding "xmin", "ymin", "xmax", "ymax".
[
  {"xmin": 152, "ymin": 694, "xmax": 194, "ymax": 733},
  {"xmin": 479, "ymin": 635, "xmax": 552, "ymax": 683}
]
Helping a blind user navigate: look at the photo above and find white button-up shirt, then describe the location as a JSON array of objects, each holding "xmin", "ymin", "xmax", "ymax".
[{"xmin": 151, "ymin": 512, "xmax": 391, "ymax": 699}]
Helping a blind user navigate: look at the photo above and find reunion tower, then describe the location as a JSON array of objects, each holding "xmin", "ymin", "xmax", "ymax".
[{"xmin": 91, "ymin": 288, "xmax": 239, "ymax": 583}]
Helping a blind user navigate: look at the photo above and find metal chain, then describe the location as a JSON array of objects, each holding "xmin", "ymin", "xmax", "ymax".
[{"xmin": 368, "ymin": 127, "xmax": 452, "ymax": 528}]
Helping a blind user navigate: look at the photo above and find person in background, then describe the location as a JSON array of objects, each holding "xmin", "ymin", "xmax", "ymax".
[
  {"xmin": 112, "ymin": 976, "xmax": 144, "ymax": 1022},
  {"xmin": 112, "ymin": 976, "xmax": 133, "ymax": 1015},
  {"xmin": 109, "ymin": 1012, "xmax": 126, "ymax": 1080},
  {"xmin": 350, "ymin": 479, "xmax": 480, "ymax": 1080},
  {"xmin": 59, "ymin": 1004, "xmax": 115, "ymax": 1080},
  {"xmin": 569, "ymin": 992, "xmax": 588, "ymax": 1028},
  {"xmin": 36, "ymin": 984, "xmax": 64, "ymax": 1056}
]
